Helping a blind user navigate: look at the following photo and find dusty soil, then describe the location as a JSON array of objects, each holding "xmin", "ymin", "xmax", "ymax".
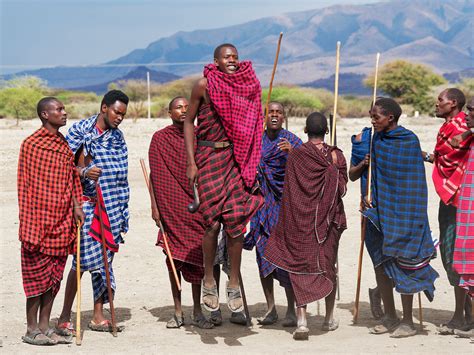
[{"xmin": 0, "ymin": 116, "xmax": 472, "ymax": 354}]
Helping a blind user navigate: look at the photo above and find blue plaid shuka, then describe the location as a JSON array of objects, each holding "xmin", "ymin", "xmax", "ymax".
[
  {"xmin": 351, "ymin": 127, "xmax": 372, "ymax": 198},
  {"xmin": 67, "ymin": 115, "xmax": 129, "ymax": 302},
  {"xmin": 245, "ymin": 129, "xmax": 302, "ymax": 278},
  {"xmin": 362, "ymin": 126, "xmax": 439, "ymax": 301}
]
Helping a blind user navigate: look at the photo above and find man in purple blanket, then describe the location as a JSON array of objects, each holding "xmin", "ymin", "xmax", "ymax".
[{"xmin": 245, "ymin": 102, "xmax": 302, "ymax": 326}]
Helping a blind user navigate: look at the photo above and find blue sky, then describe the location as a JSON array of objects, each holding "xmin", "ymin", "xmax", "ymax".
[{"xmin": 0, "ymin": 0, "xmax": 384, "ymax": 74}]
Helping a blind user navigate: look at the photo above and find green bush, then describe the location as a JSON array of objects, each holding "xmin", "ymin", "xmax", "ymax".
[
  {"xmin": 0, "ymin": 87, "xmax": 44, "ymax": 122},
  {"xmin": 262, "ymin": 86, "xmax": 324, "ymax": 117}
]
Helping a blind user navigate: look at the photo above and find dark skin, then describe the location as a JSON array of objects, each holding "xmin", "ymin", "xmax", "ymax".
[
  {"xmin": 58, "ymin": 100, "xmax": 128, "ymax": 327},
  {"xmin": 258, "ymin": 102, "xmax": 296, "ymax": 326},
  {"xmin": 25, "ymin": 100, "xmax": 84, "ymax": 344},
  {"xmin": 450, "ymin": 98, "xmax": 474, "ymax": 147},
  {"xmin": 183, "ymin": 45, "xmax": 243, "ymax": 311}
]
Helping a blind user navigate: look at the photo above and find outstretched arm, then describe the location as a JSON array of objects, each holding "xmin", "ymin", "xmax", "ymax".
[
  {"xmin": 184, "ymin": 78, "xmax": 207, "ymax": 186},
  {"xmin": 349, "ymin": 154, "xmax": 369, "ymax": 181}
]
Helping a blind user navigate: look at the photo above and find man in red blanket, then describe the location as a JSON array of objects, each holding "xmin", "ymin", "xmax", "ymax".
[
  {"xmin": 264, "ymin": 112, "xmax": 347, "ymax": 340},
  {"xmin": 18, "ymin": 97, "xmax": 84, "ymax": 345},
  {"xmin": 184, "ymin": 43, "xmax": 264, "ymax": 314},
  {"xmin": 423, "ymin": 88, "xmax": 473, "ymax": 334},
  {"xmin": 148, "ymin": 97, "xmax": 213, "ymax": 329}
]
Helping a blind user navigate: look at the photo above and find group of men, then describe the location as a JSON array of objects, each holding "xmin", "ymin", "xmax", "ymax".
[{"xmin": 17, "ymin": 42, "xmax": 473, "ymax": 346}]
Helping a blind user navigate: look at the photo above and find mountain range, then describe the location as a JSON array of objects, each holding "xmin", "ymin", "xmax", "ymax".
[{"xmin": 4, "ymin": 0, "xmax": 473, "ymax": 94}]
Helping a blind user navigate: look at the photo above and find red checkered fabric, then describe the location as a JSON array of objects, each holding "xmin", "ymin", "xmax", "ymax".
[
  {"xmin": 88, "ymin": 186, "xmax": 118, "ymax": 252},
  {"xmin": 264, "ymin": 142, "xmax": 347, "ymax": 306},
  {"xmin": 204, "ymin": 61, "xmax": 263, "ymax": 188},
  {"xmin": 165, "ymin": 256, "xmax": 204, "ymax": 285},
  {"xmin": 433, "ymin": 112, "xmax": 472, "ymax": 206},
  {"xmin": 18, "ymin": 127, "xmax": 82, "ymax": 256},
  {"xmin": 21, "ymin": 244, "xmax": 68, "ymax": 298},
  {"xmin": 195, "ymin": 105, "xmax": 263, "ymax": 238},
  {"xmin": 149, "ymin": 125, "xmax": 205, "ymax": 266}
]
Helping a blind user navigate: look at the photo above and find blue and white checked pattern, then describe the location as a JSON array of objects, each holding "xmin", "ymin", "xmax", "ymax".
[{"xmin": 66, "ymin": 115, "xmax": 129, "ymax": 302}]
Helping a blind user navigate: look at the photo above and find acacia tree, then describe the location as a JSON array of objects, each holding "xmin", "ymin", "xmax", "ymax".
[{"xmin": 365, "ymin": 60, "xmax": 446, "ymax": 114}]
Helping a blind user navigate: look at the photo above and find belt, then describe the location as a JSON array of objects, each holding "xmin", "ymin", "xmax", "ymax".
[{"xmin": 198, "ymin": 140, "xmax": 232, "ymax": 149}]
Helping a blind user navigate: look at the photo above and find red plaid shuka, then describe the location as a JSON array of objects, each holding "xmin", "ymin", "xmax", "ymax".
[
  {"xmin": 204, "ymin": 61, "xmax": 263, "ymax": 188},
  {"xmin": 88, "ymin": 186, "xmax": 118, "ymax": 252},
  {"xmin": 149, "ymin": 125, "xmax": 205, "ymax": 266},
  {"xmin": 264, "ymin": 142, "xmax": 347, "ymax": 306},
  {"xmin": 433, "ymin": 112, "xmax": 472, "ymax": 206},
  {"xmin": 21, "ymin": 244, "xmax": 68, "ymax": 298},
  {"xmin": 195, "ymin": 104, "xmax": 263, "ymax": 239},
  {"xmin": 18, "ymin": 127, "xmax": 82, "ymax": 256}
]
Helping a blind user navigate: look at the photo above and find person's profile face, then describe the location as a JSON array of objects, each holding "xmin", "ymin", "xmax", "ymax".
[{"xmin": 214, "ymin": 46, "xmax": 239, "ymax": 74}]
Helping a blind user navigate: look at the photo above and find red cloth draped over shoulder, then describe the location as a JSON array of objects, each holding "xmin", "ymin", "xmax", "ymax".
[
  {"xmin": 433, "ymin": 112, "xmax": 472, "ymax": 206},
  {"xmin": 149, "ymin": 125, "xmax": 204, "ymax": 266},
  {"xmin": 17, "ymin": 127, "xmax": 82, "ymax": 256},
  {"xmin": 264, "ymin": 142, "xmax": 347, "ymax": 274},
  {"xmin": 204, "ymin": 61, "xmax": 263, "ymax": 188}
]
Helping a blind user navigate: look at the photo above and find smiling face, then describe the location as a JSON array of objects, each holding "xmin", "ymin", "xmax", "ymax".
[
  {"xmin": 168, "ymin": 97, "xmax": 189, "ymax": 126},
  {"xmin": 102, "ymin": 100, "xmax": 127, "ymax": 129},
  {"xmin": 214, "ymin": 46, "xmax": 239, "ymax": 74},
  {"xmin": 266, "ymin": 102, "xmax": 285, "ymax": 132},
  {"xmin": 41, "ymin": 99, "xmax": 67, "ymax": 128},
  {"xmin": 370, "ymin": 105, "xmax": 394, "ymax": 133}
]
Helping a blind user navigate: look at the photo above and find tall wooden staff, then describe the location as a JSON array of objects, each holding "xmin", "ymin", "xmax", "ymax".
[
  {"xmin": 140, "ymin": 159, "xmax": 182, "ymax": 291},
  {"xmin": 353, "ymin": 52, "xmax": 380, "ymax": 323},
  {"xmin": 75, "ymin": 223, "xmax": 82, "ymax": 345},
  {"xmin": 330, "ymin": 41, "xmax": 341, "ymax": 146},
  {"xmin": 97, "ymin": 190, "xmax": 118, "ymax": 336},
  {"xmin": 264, "ymin": 32, "xmax": 283, "ymax": 128}
]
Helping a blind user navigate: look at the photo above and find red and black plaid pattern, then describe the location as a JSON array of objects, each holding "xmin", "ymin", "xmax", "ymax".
[
  {"xmin": 195, "ymin": 105, "xmax": 263, "ymax": 238},
  {"xmin": 264, "ymin": 142, "xmax": 347, "ymax": 305},
  {"xmin": 166, "ymin": 257, "xmax": 204, "ymax": 285},
  {"xmin": 204, "ymin": 61, "xmax": 263, "ymax": 188},
  {"xmin": 88, "ymin": 186, "xmax": 118, "ymax": 252},
  {"xmin": 433, "ymin": 112, "xmax": 472, "ymax": 206},
  {"xmin": 18, "ymin": 127, "xmax": 82, "ymax": 256},
  {"xmin": 21, "ymin": 244, "xmax": 68, "ymax": 298},
  {"xmin": 149, "ymin": 125, "xmax": 205, "ymax": 266}
]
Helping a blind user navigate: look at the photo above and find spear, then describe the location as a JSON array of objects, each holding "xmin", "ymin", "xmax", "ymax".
[
  {"xmin": 330, "ymin": 41, "xmax": 341, "ymax": 146},
  {"xmin": 353, "ymin": 52, "xmax": 379, "ymax": 323},
  {"xmin": 140, "ymin": 159, "xmax": 181, "ymax": 291},
  {"xmin": 75, "ymin": 223, "xmax": 82, "ymax": 345},
  {"xmin": 264, "ymin": 32, "xmax": 283, "ymax": 128}
]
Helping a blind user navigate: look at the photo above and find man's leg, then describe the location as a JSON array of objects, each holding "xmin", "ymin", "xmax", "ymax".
[
  {"xmin": 370, "ymin": 266, "xmax": 400, "ymax": 334},
  {"xmin": 191, "ymin": 283, "xmax": 214, "ymax": 329},
  {"xmin": 322, "ymin": 287, "xmax": 338, "ymax": 330},
  {"xmin": 450, "ymin": 286, "xmax": 468, "ymax": 326},
  {"xmin": 165, "ymin": 269, "xmax": 184, "ymax": 328},
  {"xmin": 202, "ymin": 223, "xmax": 220, "ymax": 309},
  {"xmin": 257, "ymin": 274, "xmax": 277, "ymax": 324},
  {"xmin": 389, "ymin": 294, "xmax": 417, "ymax": 338},
  {"xmin": 26, "ymin": 296, "xmax": 41, "ymax": 334},
  {"xmin": 282, "ymin": 287, "xmax": 297, "ymax": 327},
  {"xmin": 58, "ymin": 268, "xmax": 83, "ymax": 325},
  {"xmin": 38, "ymin": 289, "xmax": 54, "ymax": 333},
  {"xmin": 226, "ymin": 234, "xmax": 244, "ymax": 311},
  {"xmin": 293, "ymin": 305, "xmax": 309, "ymax": 340}
]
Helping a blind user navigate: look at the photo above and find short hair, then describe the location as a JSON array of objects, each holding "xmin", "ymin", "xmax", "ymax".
[
  {"xmin": 168, "ymin": 96, "xmax": 187, "ymax": 111},
  {"xmin": 101, "ymin": 90, "xmax": 129, "ymax": 108},
  {"xmin": 374, "ymin": 97, "xmax": 402, "ymax": 121},
  {"xmin": 268, "ymin": 101, "xmax": 285, "ymax": 116},
  {"xmin": 444, "ymin": 88, "xmax": 466, "ymax": 110},
  {"xmin": 213, "ymin": 43, "xmax": 237, "ymax": 60},
  {"xmin": 37, "ymin": 97, "xmax": 59, "ymax": 119},
  {"xmin": 306, "ymin": 112, "xmax": 327, "ymax": 137}
]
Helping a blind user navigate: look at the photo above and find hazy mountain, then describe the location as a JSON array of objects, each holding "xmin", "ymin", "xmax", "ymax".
[{"xmin": 4, "ymin": 0, "xmax": 473, "ymax": 93}]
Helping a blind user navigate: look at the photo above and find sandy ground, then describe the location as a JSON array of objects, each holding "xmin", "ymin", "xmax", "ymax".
[{"xmin": 0, "ymin": 116, "xmax": 472, "ymax": 354}]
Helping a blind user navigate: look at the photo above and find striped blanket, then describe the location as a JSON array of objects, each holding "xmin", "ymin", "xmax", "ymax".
[
  {"xmin": 66, "ymin": 115, "xmax": 129, "ymax": 302},
  {"xmin": 454, "ymin": 144, "xmax": 474, "ymax": 296},
  {"xmin": 363, "ymin": 126, "xmax": 438, "ymax": 300}
]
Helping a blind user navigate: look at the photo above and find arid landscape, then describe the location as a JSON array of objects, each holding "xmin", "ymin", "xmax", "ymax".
[{"xmin": 0, "ymin": 116, "xmax": 472, "ymax": 353}]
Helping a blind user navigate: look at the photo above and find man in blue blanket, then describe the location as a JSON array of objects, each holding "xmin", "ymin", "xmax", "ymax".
[
  {"xmin": 56, "ymin": 90, "xmax": 130, "ymax": 334},
  {"xmin": 245, "ymin": 102, "xmax": 302, "ymax": 326},
  {"xmin": 356, "ymin": 98, "xmax": 438, "ymax": 338}
]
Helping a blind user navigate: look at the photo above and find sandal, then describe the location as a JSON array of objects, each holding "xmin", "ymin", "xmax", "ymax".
[
  {"xmin": 201, "ymin": 280, "xmax": 219, "ymax": 312},
  {"xmin": 226, "ymin": 281, "xmax": 244, "ymax": 313},
  {"xmin": 257, "ymin": 310, "xmax": 278, "ymax": 325},
  {"xmin": 437, "ymin": 321, "xmax": 466, "ymax": 335},
  {"xmin": 368, "ymin": 287, "xmax": 384, "ymax": 320},
  {"xmin": 390, "ymin": 323, "xmax": 417, "ymax": 338},
  {"xmin": 210, "ymin": 310, "xmax": 223, "ymax": 326},
  {"xmin": 21, "ymin": 329, "xmax": 57, "ymax": 346},
  {"xmin": 293, "ymin": 325, "xmax": 309, "ymax": 340},
  {"xmin": 321, "ymin": 318, "xmax": 339, "ymax": 331},
  {"xmin": 56, "ymin": 321, "xmax": 76, "ymax": 337},
  {"xmin": 192, "ymin": 314, "xmax": 214, "ymax": 329},
  {"xmin": 45, "ymin": 328, "xmax": 73, "ymax": 344},
  {"xmin": 166, "ymin": 314, "xmax": 184, "ymax": 329},
  {"xmin": 88, "ymin": 320, "xmax": 124, "ymax": 332},
  {"xmin": 369, "ymin": 317, "xmax": 400, "ymax": 334},
  {"xmin": 229, "ymin": 312, "xmax": 247, "ymax": 325}
]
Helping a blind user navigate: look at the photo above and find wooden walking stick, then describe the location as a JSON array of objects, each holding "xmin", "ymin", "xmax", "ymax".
[
  {"xmin": 353, "ymin": 52, "xmax": 380, "ymax": 323},
  {"xmin": 238, "ymin": 272, "xmax": 252, "ymax": 326},
  {"xmin": 75, "ymin": 223, "xmax": 82, "ymax": 346},
  {"xmin": 330, "ymin": 41, "xmax": 341, "ymax": 146},
  {"xmin": 139, "ymin": 159, "xmax": 182, "ymax": 291},
  {"xmin": 97, "ymin": 191, "xmax": 118, "ymax": 337},
  {"xmin": 418, "ymin": 293, "xmax": 423, "ymax": 327},
  {"xmin": 264, "ymin": 32, "xmax": 283, "ymax": 128}
]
